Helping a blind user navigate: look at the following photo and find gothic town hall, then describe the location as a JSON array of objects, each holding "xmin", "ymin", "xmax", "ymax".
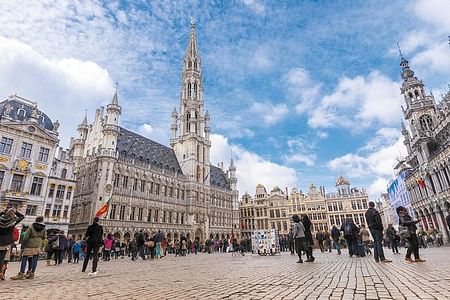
[{"xmin": 68, "ymin": 22, "xmax": 240, "ymax": 242}]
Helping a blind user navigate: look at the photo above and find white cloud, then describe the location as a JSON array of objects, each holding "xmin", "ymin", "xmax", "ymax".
[
  {"xmin": 136, "ymin": 123, "xmax": 170, "ymax": 145},
  {"xmin": 210, "ymin": 134, "xmax": 298, "ymax": 196},
  {"xmin": 285, "ymin": 153, "xmax": 317, "ymax": 167},
  {"xmin": 241, "ymin": 0, "xmax": 266, "ymax": 15},
  {"xmin": 252, "ymin": 47, "xmax": 273, "ymax": 70},
  {"xmin": 414, "ymin": 0, "xmax": 450, "ymax": 31},
  {"xmin": 317, "ymin": 131, "xmax": 328, "ymax": 139},
  {"xmin": 308, "ymin": 71, "xmax": 402, "ymax": 129},
  {"xmin": 367, "ymin": 177, "xmax": 389, "ymax": 200},
  {"xmin": 282, "ymin": 68, "xmax": 321, "ymax": 114},
  {"xmin": 327, "ymin": 128, "xmax": 407, "ymax": 199},
  {"xmin": 0, "ymin": 36, "xmax": 114, "ymax": 147},
  {"xmin": 250, "ymin": 102, "xmax": 289, "ymax": 125}
]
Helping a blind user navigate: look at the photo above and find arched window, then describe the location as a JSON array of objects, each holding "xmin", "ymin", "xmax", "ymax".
[
  {"xmin": 419, "ymin": 114, "xmax": 433, "ymax": 131},
  {"xmin": 194, "ymin": 60, "xmax": 197, "ymax": 69},
  {"xmin": 414, "ymin": 90, "xmax": 420, "ymax": 100},
  {"xmin": 197, "ymin": 145, "xmax": 200, "ymax": 161},
  {"xmin": 187, "ymin": 83, "xmax": 192, "ymax": 97},
  {"xmin": 61, "ymin": 168, "xmax": 67, "ymax": 179},
  {"xmin": 188, "ymin": 60, "xmax": 192, "ymax": 68},
  {"xmin": 408, "ymin": 92, "xmax": 414, "ymax": 102}
]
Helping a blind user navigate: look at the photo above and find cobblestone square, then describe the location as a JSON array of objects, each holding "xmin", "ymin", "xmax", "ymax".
[{"xmin": 2, "ymin": 247, "xmax": 450, "ymax": 300}]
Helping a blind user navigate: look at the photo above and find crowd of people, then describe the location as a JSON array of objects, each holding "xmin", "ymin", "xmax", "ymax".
[{"xmin": 0, "ymin": 202, "xmax": 449, "ymax": 280}]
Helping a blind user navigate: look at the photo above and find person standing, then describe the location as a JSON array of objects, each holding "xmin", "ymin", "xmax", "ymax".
[
  {"xmin": 0, "ymin": 208, "xmax": 25, "ymax": 280},
  {"xmin": 365, "ymin": 202, "xmax": 391, "ymax": 263},
  {"xmin": 155, "ymin": 230, "xmax": 163, "ymax": 258},
  {"xmin": 66, "ymin": 235, "xmax": 74, "ymax": 263},
  {"xmin": 386, "ymin": 224, "xmax": 399, "ymax": 255},
  {"xmin": 397, "ymin": 206, "xmax": 425, "ymax": 263},
  {"xmin": 82, "ymin": 217, "xmax": 103, "ymax": 276},
  {"xmin": 292, "ymin": 215, "xmax": 310, "ymax": 263},
  {"xmin": 72, "ymin": 240, "xmax": 81, "ymax": 263},
  {"xmin": 49, "ymin": 230, "xmax": 67, "ymax": 265},
  {"xmin": 359, "ymin": 224, "xmax": 372, "ymax": 255},
  {"xmin": 315, "ymin": 231, "xmax": 324, "ymax": 253},
  {"xmin": 331, "ymin": 225, "xmax": 341, "ymax": 255},
  {"xmin": 287, "ymin": 229, "xmax": 295, "ymax": 255},
  {"xmin": 103, "ymin": 233, "xmax": 113, "ymax": 261},
  {"xmin": 341, "ymin": 218, "xmax": 359, "ymax": 257},
  {"xmin": 135, "ymin": 230, "xmax": 146, "ymax": 260},
  {"xmin": 301, "ymin": 214, "xmax": 315, "ymax": 262},
  {"xmin": 11, "ymin": 216, "xmax": 46, "ymax": 280}
]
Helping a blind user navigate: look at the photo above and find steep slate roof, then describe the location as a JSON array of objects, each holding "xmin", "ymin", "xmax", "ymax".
[
  {"xmin": 0, "ymin": 96, "xmax": 54, "ymax": 131},
  {"xmin": 210, "ymin": 165, "xmax": 230, "ymax": 189},
  {"xmin": 117, "ymin": 127, "xmax": 182, "ymax": 174}
]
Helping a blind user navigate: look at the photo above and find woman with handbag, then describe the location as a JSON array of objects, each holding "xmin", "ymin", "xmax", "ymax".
[{"xmin": 397, "ymin": 206, "xmax": 426, "ymax": 263}]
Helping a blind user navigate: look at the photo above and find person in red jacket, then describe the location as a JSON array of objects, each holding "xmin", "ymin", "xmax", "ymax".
[{"xmin": 0, "ymin": 208, "xmax": 25, "ymax": 280}]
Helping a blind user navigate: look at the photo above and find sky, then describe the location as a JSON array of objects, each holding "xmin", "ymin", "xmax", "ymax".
[{"xmin": 0, "ymin": 0, "xmax": 449, "ymax": 200}]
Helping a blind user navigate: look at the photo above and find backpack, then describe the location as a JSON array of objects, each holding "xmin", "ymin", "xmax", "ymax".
[
  {"xmin": 13, "ymin": 227, "xmax": 19, "ymax": 242},
  {"xmin": 344, "ymin": 223, "xmax": 353, "ymax": 237}
]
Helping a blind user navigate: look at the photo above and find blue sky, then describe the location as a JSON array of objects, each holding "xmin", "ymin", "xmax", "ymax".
[{"xmin": 0, "ymin": 0, "xmax": 449, "ymax": 199}]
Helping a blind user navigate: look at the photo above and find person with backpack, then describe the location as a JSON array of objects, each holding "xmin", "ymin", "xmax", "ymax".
[
  {"xmin": 82, "ymin": 217, "xmax": 104, "ymax": 276},
  {"xmin": 135, "ymin": 230, "xmax": 146, "ymax": 260},
  {"xmin": 11, "ymin": 216, "xmax": 46, "ymax": 280},
  {"xmin": 341, "ymin": 218, "xmax": 359, "ymax": 257},
  {"xmin": 0, "ymin": 208, "xmax": 24, "ymax": 280},
  {"xmin": 397, "ymin": 206, "xmax": 425, "ymax": 263},
  {"xmin": 365, "ymin": 201, "xmax": 391, "ymax": 263}
]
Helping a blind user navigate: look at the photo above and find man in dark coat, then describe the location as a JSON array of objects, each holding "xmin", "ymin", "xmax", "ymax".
[
  {"xmin": 82, "ymin": 217, "xmax": 103, "ymax": 275},
  {"xmin": 365, "ymin": 202, "xmax": 391, "ymax": 263},
  {"xmin": 340, "ymin": 219, "xmax": 359, "ymax": 257}
]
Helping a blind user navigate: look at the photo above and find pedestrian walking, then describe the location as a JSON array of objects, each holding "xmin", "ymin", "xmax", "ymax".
[
  {"xmin": 365, "ymin": 202, "xmax": 391, "ymax": 263},
  {"xmin": 341, "ymin": 218, "xmax": 359, "ymax": 257},
  {"xmin": 11, "ymin": 216, "xmax": 46, "ymax": 280},
  {"xmin": 292, "ymin": 215, "xmax": 310, "ymax": 263},
  {"xmin": 301, "ymin": 214, "xmax": 315, "ymax": 262},
  {"xmin": 48, "ymin": 230, "xmax": 67, "ymax": 265},
  {"xmin": 72, "ymin": 240, "xmax": 81, "ymax": 263},
  {"xmin": 331, "ymin": 225, "xmax": 341, "ymax": 255},
  {"xmin": 135, "ymin": 230, "xmax": 146, "ymax": 260},
  {"xmin": 155, "ymin": 230, "xmax": 163, "ymax": 259},
  {"xmin": 0, "ymin": 208, "xmax": 25, "ymax": 280},
  {"xmin": 81, "ymin": 217, "xmax": 104, "ymax": 276},
  {"xmin": 386, "ymin": 224, "xmax": 399, "ymax": 254},
  {"xmin": 397, "ymin": 206, "xmax": 426, "ymax": 263},
  {"xmin": 66, "ymin": 235, "xmax": 75, "ymax": 263},
  {"xmin": 103, "ymin": 233, "xmax": 113, "ymax": 261},
  {"xmin": 359, "ymin": 224, "xmax": 372, "ymax": 255},
  {"xmin": 315, "ymin": 231, "xmax": 325, "ymax": 253}
]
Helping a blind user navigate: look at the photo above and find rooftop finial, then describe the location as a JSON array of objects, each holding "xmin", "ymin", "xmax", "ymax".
[
  {"xmin": 190, "ymin": 16, "xmax": 195, "ymax": 27},
  {"xmin": 396, "ymin": 42, "xmax": 404, "ymax": 59},
  {"xmin": 115, "ymin": 81, "xmax": 119, "ymax": 92}
]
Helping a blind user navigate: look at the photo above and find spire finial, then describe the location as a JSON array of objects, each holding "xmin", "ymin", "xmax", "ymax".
[
  {"xmin": 82, "ymin": 109, "xmax": 88, "ymax": 125},
  {"xmin": 396, "ymin": 42, "xmax": 404, "ymax": 59},
  {"xmin": 190, "ymin": 16, "xmax": 195, "ymax": 27},
  {"xmin": 115, "ymin": 81, "xmax": 119, "ymax": 92}
]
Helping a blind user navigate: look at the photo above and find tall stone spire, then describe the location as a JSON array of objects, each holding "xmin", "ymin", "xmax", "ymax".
[{"xmin": 184, "ymin": 19, "xmax": 200, "ymax": 72}]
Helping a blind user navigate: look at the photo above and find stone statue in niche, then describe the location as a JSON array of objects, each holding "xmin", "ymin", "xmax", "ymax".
[
  {"xmin": 3, "ymin": 104, "xmax": 13, "ymax": 116},
  {"xmin": 53, "ymin": 120, "xmax": 60, "ymax": 131}
]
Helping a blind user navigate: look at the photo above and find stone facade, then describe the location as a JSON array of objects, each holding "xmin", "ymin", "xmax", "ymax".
[
  {"xmin": 68, "ymin": 22, "xmax": 239, "ymax": 242},
  {"xmin": 324, "ymin": 177, "xmax": 369, "ymax": 229},
  {"xmin": 240, "ymin": 177, "xmax": 368, "ymax": 238},
  {"xmin": 387, "ymin": 169, "xmax": 413, "ymax": 227},
  {"xmin": 377, "ymin": 193, "xmax": 394, "ymax": 229},
  {"xmin": 0, "ymin": 94, "xmax": 72, "ymax": 230},
  {"xmin": 398, "ymin": 54, "xmax": 450, "ymax": 241}
]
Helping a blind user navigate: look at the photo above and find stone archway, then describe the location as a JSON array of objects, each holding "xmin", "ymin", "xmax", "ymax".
[
  {"xmin": 113, "ymin": 232, "xmax": 121, "ymax": 240},
  {"xmin": 195, "ymin": 228, "xmax": 203, "ymax": 242},
  {"xmin": 174, "ymin": 232, "xmax": 179, "ymax": 241},
  {"xmin": 124, "ymin": 232, "xmax": 131, "ymax": 241}
]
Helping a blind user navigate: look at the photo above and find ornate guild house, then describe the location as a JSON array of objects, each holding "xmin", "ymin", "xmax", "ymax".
[{"xmin": 69, "ymin": 22, "xmax": 240, "ymax": 242}]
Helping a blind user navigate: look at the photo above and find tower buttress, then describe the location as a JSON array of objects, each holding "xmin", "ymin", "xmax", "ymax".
[{"xmin": 102, "ymin": 89, "xmax": 121, "ymax": 152}]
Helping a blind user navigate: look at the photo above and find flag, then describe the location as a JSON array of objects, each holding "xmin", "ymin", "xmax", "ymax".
[
  {"xmin": 416, "ymin": 176, "xmax": 426, "ymax": 189},
  {"xmin": 95, "ymin": 197, "xmax": 111, "ymax": 217}
]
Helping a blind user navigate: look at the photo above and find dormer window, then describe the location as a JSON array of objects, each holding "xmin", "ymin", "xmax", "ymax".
[
  {"xmin": 17, "ymin": 108, "xmax": 26, "ymax": 118},
  {"xmin": 38, "ymin": 115, "xmax": 45, "ymax": 124}
]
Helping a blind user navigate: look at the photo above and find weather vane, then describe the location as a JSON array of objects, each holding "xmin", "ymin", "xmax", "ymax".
[{"xmin": 396, "ymin": 42, "xmax": 404, "ymax": 59}]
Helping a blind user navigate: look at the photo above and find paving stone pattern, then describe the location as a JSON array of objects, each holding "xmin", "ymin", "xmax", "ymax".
[{"xmin": 2, "ymin": 247, "xmax": 450, "ymax": 300}]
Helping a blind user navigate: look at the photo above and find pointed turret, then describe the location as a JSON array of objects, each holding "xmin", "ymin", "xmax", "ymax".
[{"xmin": 112, "ymin": 89, "xmax": 119, "ymax": 105}]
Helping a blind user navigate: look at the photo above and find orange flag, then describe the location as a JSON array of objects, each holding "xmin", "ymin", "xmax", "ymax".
[{"xmin": 95, "ymin": 198, "xmax": 111, "ymax": 217}]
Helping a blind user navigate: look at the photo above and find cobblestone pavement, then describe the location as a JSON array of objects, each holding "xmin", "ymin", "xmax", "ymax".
[{"xmin": 2, "ymin": 247, "xmax": 450, "ymax": 300}]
